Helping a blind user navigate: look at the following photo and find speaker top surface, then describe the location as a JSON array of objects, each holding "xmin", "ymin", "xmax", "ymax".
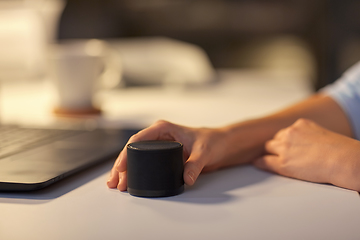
[{"xmin": 127, "ymin": 141, "xmax": 182, "ymax": 151}]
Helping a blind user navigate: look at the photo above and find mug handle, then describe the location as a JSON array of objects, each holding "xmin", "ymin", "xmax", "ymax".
[{"xmin": 99, "ymin": 43, "xmax": 123, "ymax": 89}]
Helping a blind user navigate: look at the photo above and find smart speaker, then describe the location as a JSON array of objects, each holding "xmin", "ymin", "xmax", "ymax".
[{"xmin": 127, "ymin": 141, "xmax": 184, "ymax": 197}]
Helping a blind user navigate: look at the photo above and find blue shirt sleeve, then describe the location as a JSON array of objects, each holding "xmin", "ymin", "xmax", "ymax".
[{"xmin": 320, "ymin": 61, "xmax": 360, "ymax": 140}]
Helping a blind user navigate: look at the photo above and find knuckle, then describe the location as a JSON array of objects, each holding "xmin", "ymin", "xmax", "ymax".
[
  {"xmin": 154, "ymin": 120, "xmax": 175, "ymax": 133},
  {"xmin": 282, "ymin": 141, "xmax": 291, "ymax": 151},
  {"xmin": 264, "ymin": 140, "xmax": 273, "ymax": 151},
  {"xmin": 283, "ymin": 127, "xmax": 296, "ymax": 138},
  {"xmin": 128, "ymin": 133, "xmax": 140, "ymax": 143},
  {"xmin": 155, "ymin": 119, "xmax": 171, "ymax": 127},
  {"xmin": 294, "ymin": 118, "xmax": 311, "ymax": 127}
]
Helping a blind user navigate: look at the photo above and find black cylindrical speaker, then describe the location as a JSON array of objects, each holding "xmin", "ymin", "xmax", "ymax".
[{"xmin": 127, "ymin": 140, "xmax": 184, "ymax": 197}]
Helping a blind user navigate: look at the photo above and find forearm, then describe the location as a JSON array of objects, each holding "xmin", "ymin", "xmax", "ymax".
[
  {"xmin": 269, "ymin": 94, "xmax": 352, "ymax": 137},
  {"xmin": 218, "ymin": 94, "xmax": 353, "ymax": 166}
]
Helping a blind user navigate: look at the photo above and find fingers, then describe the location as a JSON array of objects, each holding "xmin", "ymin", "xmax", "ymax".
[
  {"xmin": 183, "ymin": 156, "xmax": 204, "ymax": 186},
  {"xmin": 273, "ymin": 127, "xmax": 287, "ymax": 140},
  {"xmin": 107, "ymin": 157, "xmax": 128, "ymax": 191},
  {"xmin": 107, "ymin": 150, "xmax": 123, "ymax": 188},
  {"xmin": 253, "ymin": 155, "xmax": 285, "ymax": 176},
  {"xmin": 264, "ymin": 139, "xmax": 278, "ymax": 155},
  {"xmin": 117, "ymin": 171, "xmax": 127, "ymax": 191},
  {"xmin": 115, "ymin": 120, "xmax": 179, "ymax": 173},
  {"xmin": 108, "ymin": 120, "xmax": 185, "ymax": 190},
  {"xmin": 116, "ymin": 149, "xmax": 127, "ymax": 173},
  {"xmin": 129, "ymin": 120, "xmax": 179, "ymax": 143},
  {"xmin": 265, "ymin": 127, "xmax": 290, "ymax": 155},
  {"xmin": 183, "ymin": 143, "xmax": 209, "ymax": 185},
  {"xmin": 107, "ymin": 166, "xmax": 119, "ymax": 188}
]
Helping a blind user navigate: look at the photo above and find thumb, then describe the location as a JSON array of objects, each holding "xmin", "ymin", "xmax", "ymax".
[{"xmin": 183, "ymin": 153, "xmax": 206, "ymax": 186}]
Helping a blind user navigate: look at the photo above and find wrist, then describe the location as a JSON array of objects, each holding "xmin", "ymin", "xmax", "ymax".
[
  {"xmin": 329, "ymin": 139, "xmax": 360, "ymax": 192},
  {"xmin": 218, "ymin": 116, "xmax": 285, "ymax": 166}
]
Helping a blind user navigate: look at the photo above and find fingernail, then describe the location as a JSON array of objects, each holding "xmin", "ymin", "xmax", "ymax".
[
  {"xmin": 107, "ymin": 178, "xmax": 113, "ymax": 187},
  {"xmin": 187, "ymin": 171, "xmax": 195, "ymax": 184},
  {"xmin": 107, "ymin": 170, "xmax": 114, "ymax": 183}
]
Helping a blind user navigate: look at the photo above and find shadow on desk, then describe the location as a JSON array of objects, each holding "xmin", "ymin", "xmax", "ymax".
[
  {"xmin": 183, "ymin": 165, "xmax": 272, "ymax": 203},
  {"xmin": 0, "ymin": 160, "xmax": 274, "ymax": 205},
  {"xmin": 0, "ymin": 158, "xmax": 114, "ymax": 204},
  {"xmin": 129, "ymin": 165, "xmax": 273, "ymax": 205}
]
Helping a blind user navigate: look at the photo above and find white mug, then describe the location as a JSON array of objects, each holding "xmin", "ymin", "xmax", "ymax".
[{"xmin": 49, "ymin": 39, "xmax": 121, "ymax": 115}]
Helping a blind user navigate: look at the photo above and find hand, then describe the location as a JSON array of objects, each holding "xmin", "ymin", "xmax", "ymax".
[
  {"xmin": 254, "ymin": 118, "xmax": 360, "ymax": 191},
  {"xmin": 107, "ymin": 120, "xmax": 231, "ymax": 191}
]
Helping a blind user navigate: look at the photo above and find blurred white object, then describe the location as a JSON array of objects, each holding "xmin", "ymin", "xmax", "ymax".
[
  {"xmin": 0, "ymin": 0, "xmax": 65, "ymax": 80},
  {"xmin": 49, "ymin": 39, "xmax": 122, "ymax": 112},
  {"xmin": 109, "ymin": 37, "xmax": 216, "ymax": 86}
]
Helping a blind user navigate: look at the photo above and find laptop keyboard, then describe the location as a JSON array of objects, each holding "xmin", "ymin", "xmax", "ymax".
[{"xmin": 0, "ymin": 126, "xmax": 80, "ymax": 159}]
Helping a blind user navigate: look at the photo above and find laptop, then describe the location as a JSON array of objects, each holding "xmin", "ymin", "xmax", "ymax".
[{"xmin": 0, "ymin": 125, "xmax": 138, "ymax": 191}]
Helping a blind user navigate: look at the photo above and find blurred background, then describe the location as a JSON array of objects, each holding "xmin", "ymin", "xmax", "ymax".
[
  {"xmin": 56, "ymin": 0, "xmax": 360, "ymax": 90},
  {"xmin": 1, "ymin": 0, "xmax": 360, "ymax": 101},
  {"xmin": 1, "ymin": 0, "xmax": 360, "ymax": 89}
]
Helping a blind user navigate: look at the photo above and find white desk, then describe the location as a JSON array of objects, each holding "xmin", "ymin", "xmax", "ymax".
[{"xmin": 1, "ymin": 70, "xmax": 360, "ymax": 240}]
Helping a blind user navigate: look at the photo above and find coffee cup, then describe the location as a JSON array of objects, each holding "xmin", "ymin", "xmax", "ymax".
[{"xmin": 49, "ymin": 39, "xmax": 121, "ymax": 116}]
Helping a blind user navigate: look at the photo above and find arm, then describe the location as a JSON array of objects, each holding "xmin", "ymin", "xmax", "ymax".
[
  {"xmin": 107, "ymin": 93, "xmax": 352, "ymax": 191},
  {"xmin": 217, "ymin": 94, "xmax": 352, "ymax": 168}
]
